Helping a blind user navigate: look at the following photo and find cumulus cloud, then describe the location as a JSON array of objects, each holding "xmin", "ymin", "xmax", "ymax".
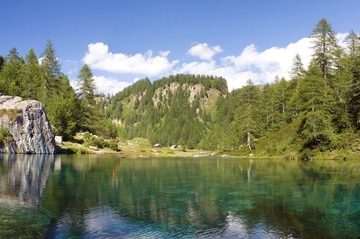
[
  {"xmin": 176, "ymin": 37, "xmax": 314, "ymax": 90},
  {"xmin": 83, "ymin": 42, "xmax": 178, "ymax": 76},
  {"xmin": 81, "ymin": 33, "xmax": 348, "ymax": 94},
  {"xmin": 336, "ymin": 32, "xmax": 348, "ymax": 48},
  {"xmin": 187, "ymin": 43, "xmax": 223, "ymax": 61},
  {"xmin": 176, "ymin": 61, "xmax": 264, "ymax": 91},
  {"xmin": 93, "ymin": 76, "xmax": 131, "ymax": 95}
]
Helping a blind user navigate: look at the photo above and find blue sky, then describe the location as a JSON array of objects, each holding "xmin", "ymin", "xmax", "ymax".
[{"xmin": 1, "ymin": 0, "xmax": 360, "ymax": 94}]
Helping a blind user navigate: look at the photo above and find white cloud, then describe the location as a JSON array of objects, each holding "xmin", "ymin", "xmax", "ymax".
[
  {"xmin": 81, "ymin": 33, "xmax": 348, "ymax": 94},
  {"xmin": 93, "ymin": 76, "xmax": 131, "ymax": 95},
  {"xmin": 83, "ymin": 42, "xmax": 178, "ymax": 76},
  {"xmin": 177, "ymin": 37, "xmax": 314, "ymax": 90},
  {"xmin": 187, "ymin": 43, "xmax": 223, "ymax": 61},
  {"xmin": 174, "ymin": 61, "xmax": 260, "ymax": 90},
  {"xmin": 69, "ymin": 78, "xmax": 78, "ymax": 90},
  {"xmin": 336, "ymin": 32, "xmax": 348, "ymax": 48}
]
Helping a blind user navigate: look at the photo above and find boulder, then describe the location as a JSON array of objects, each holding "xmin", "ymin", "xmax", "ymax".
[{"xmin": 0, "ymin": 96, "xmax": 55, "ymax": 154}]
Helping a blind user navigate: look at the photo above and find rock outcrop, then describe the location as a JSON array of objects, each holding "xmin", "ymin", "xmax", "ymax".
[
  {"xmin": 0, "ymin": 96, "xmax": 55, "ymax": 154},
  {"xmin": 151, "ymin": 82, "xmax": 222, "ymax": 109}
]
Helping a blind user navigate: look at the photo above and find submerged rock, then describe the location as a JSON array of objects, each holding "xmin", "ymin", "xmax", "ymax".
[{"xmin": 0, "ymin": 96, "xmax": 55, "ymax": 154}]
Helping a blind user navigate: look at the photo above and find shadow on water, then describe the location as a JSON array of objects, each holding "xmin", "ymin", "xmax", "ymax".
[{"xmin": 2, "ymin": 155, "xmax": 360, "ymax": 238}]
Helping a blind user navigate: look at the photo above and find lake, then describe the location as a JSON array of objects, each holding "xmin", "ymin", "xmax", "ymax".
[{"xmin": 0, "ymin": 154, "xmax": 360, "ymax": 238}]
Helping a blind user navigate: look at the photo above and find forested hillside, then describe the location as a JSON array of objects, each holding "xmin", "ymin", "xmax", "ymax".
[
  {"xmin": 108, "ymin": 74, "xmax": 228, "ymax": 148},
  {"xmin": 108, "ymin": 19, "xmax": 360, "ymax": 158}
]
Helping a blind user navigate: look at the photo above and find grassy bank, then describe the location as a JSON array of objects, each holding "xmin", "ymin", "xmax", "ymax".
[
  {"xmin": 56, "ymin": 128, "xmax": 360, "ymax": 160},
  {"xmin": 228, "ymin": 116, "xmax": 360, "ymax": 160},
  {"xmin": 56, "ymin": 134, "xmax": 214, "ymax": 158}
]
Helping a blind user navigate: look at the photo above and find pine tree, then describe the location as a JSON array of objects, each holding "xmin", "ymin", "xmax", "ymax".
[
  {"xmin": 41, "ymin": 40, "xmax": 61, "ymax": 97},
  {"xmin": 330, "ymin": 44, "xmax": 352, "ymax": 132},
  {"xmin": 78, "ymin": 64, "xmax": 96, "ymax": 102},
  {"xmin": 346, "ymin": 31, "xmax": 360, "ymax": 57},
  {"xmin": 273, "ymin": 77, "xmax": 289, "ymax": 125},
  {"xmin": 41, "ymin": 40, "xmax": 61, "ymax": 77},
  {"xmin": 261, "ymin": 84, "xmax": 276, "ymax": 130},
  {"xmin": 233, "ymin": 80, "xmax": 262, "ymax": 151},
  {"xmin": 46, "ymin": 75, "xmax": 80, "ymax": 139},
  {"xmin": 297, "ymin": 62, "xmax": 328, "ymax": 112},
  {"xmin": 77, "ymin": 64, "xmax": 99, "ymax": 133},
  {"xmin": 8, "ymin": 48, "xmax": 22, "ymax": 63},
  {"xmin": 22, "ymin": 49, "xmax": 44, "ymax": 99},
  {"xmin": 347, "ymin": 31, "xmax": 360, "ymax": 128},
  {"xmin": 289, "ymin": 54, "xmax": 305, "ymax": 118},
  {"xmin": 290, "ymin": 54, "xmax": 305, "ymax": 83},
  {"xmin": 311, "ymin": 18, "xmax": 337, "ymax": 85},
  {"xmin": 0, "ymin": 48, "xmax": 24, "ymax": 96},
  {"xmin": 297, "ymin": 62, "xmax": 334, "ymax": 148}
]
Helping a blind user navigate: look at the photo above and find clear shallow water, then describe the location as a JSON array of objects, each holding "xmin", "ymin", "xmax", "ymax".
[{"xmin": 1, "ymin": 155, "xmax": 360, "ymax": 238}]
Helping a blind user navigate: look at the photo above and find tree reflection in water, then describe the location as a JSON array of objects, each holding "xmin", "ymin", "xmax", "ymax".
[
  {"xmin": 1, "ymin": 156, "xmax": 360, "ymax": 238},
  {"xmin": 41, "ymin": 156, "xmax": 360, "ymax": 239}
]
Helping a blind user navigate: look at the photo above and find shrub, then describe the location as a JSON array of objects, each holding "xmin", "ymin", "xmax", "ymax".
[
  {"xmin": 300, "ymin": 149, "xmax": 314, "ymax": 161},
  {"xmin": 83, "ymin": 132, "xmax": 118, "ymax": 150},
  {"xmin": 0, "ymin": 127, "xmax": 12, "ymax": 144},
  {"xmin": 106, "ymin": 140, "xmax": 119, "ymax": 151},
  {"xmin": 83, "ymin": 133, "xmax": 106, "ymax": 149}
]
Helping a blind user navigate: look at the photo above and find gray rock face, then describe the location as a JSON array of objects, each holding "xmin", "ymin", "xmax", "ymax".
[{"xmin": 0, "ymin": 96, "xmax": 55, "ymax": 154}]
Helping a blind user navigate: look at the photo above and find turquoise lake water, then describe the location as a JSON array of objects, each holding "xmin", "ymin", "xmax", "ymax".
[{"xmin": 0, "ymin": 154, "xmax": 360, "ymax": 238}]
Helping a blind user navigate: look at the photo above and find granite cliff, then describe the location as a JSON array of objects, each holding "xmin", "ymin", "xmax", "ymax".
[{"xmin": 0, "ymin": 96, "xmax": 55, "ymax": 154}]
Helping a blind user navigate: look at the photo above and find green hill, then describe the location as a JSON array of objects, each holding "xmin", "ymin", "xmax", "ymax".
[{"xmin": 108, "ymin": 74, "xmax": 228, "ymax": 148}]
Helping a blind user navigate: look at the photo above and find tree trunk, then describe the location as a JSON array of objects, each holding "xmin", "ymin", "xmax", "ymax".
[{"xmin": 247, "ymin": 131, "xmax": 252, "ymax": 151}]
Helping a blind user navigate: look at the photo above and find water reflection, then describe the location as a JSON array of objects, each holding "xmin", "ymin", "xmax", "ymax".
[
  {"xmin": 0, "ymin": 154, "xmax": 58, "ymax": 206},
  {"xmin": 1, "ymin": 155, "xmax": 360, "ymax": 238},
  {"xmin": 41, "ymin": 157, "xmax": 360, "ymax": 238}
]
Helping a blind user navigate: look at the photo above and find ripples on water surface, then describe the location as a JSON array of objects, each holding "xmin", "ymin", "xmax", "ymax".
[{"xmin": 0, "ymin": 154, "xmax": 360, "ymax": 238}]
